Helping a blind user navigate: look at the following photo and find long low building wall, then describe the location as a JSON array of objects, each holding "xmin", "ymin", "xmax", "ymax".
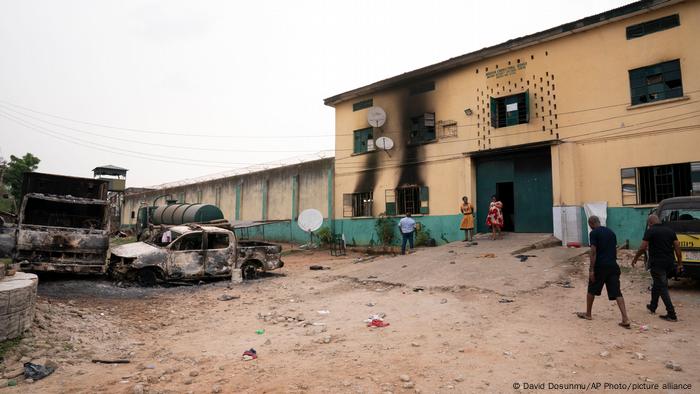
[{"xmin": 121, "ymin": 158, "xmax": 334, "ymax": 243}]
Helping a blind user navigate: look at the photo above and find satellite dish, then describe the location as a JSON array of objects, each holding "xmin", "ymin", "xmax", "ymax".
[
  {"xmin": 375, "ymin": 136, "xmax": 394, "ymax": 150},
  {"xmin": 298, "ymin": 209, "xmax": 324, "ymax": 232},
  {"xmin": 367, "ymin": 106, "xmax": 386, "ymax": 128}
]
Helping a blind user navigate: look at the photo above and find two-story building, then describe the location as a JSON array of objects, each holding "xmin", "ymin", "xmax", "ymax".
[{"xmin": 325, "ymin": 0, "xmax": 700, "ymax": 246}]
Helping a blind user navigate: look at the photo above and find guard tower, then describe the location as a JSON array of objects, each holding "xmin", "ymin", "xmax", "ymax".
[{"xmin": 93, "ymin": 165, "xmax": 128, "ymax": 232}]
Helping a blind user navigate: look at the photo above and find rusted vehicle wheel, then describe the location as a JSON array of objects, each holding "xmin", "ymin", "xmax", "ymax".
[{"xmin": 136, "ymin": 268, "xmax": 158, "ymax": 287}]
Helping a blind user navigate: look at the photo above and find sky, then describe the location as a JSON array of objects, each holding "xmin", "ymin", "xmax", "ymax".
[{"xmin": 0, "ymin": 0, "xmax": 632, "ymax": 187}]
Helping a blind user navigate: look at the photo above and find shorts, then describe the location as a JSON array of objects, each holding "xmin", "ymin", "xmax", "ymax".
[{"xmin": 587, "ymin": 265, "xmax": 622, "ymax": 300}]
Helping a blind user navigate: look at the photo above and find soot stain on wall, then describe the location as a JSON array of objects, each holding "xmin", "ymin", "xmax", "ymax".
[
  {"xmin": 397, "ymin": 85, "xmax": 433, "ymax": 187},
  {"xmin": 354, "ymin": 81, "xmax": 435, "ymax": 193}
]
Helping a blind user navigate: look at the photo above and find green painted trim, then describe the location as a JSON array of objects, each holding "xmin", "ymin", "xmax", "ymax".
[
  {"xmin": 291, "ymin": 175, "xmax": 299, "ymax": 220},
  {"xmin": 261, "ymin": 180, "xmax": 268, "ymax": 221},
  {"xmin": 336, "ymin": 214, "xmax": 464, "ymax": 246},
  {"xmin": 235, "ymin": 185, "xmax": 241, "ymax": 221},
  {"xmin": 233, "ymin": 219, "xmax": 331, "ymax": 244},
  {"xmin": 580, "ymin": 206, "xmax": 651, "ymax": 248},
  {"xmin": 327, "ymin": 167, "xmax": 334, "ymax": 233}
]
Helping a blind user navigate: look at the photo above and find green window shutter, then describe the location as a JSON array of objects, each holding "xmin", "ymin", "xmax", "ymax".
[
  {"xmin": 524, "ymin": 90, "xmax": 530, "ymax": 123},
  {"xmin": 490, "ymin": 97, "xmax": 497, "ymax": 128},
  {"xmin": 419, "ymin": 186, "xmax": 429, "ymax": 214},
  {"xmin": 353, "ymin": 128, "xmax": 373, "ymax": 153},
  {"xmin": 353, "ymin": 99, "xmax": 373, "ymax": 111},
  {"xmin": 385, "ymin": 189, "xmax": 396, "ymax": 215},
  {"xmin": 353, "ymin": 131, "xmax": 362, "ymax": 153}
]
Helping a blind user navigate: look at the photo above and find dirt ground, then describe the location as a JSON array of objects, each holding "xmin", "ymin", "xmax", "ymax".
[{"xmin": 2, "ymin": 235, "xmax": 699, "ymax": 394}]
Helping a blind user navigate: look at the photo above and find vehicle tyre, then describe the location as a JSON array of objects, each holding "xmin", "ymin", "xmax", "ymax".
[
  {"xmin": 136, "ymin": 268, "xmax": 157, "ymax": 287},
  {"xmin": 241, "ymin": 262, "xmax": 259, "ymax": 280}
]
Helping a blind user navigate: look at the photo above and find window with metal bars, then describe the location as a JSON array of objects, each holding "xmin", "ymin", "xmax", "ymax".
[
  {"xmin": 397, "ymin": 186, "xmax": 419, "ymax": 215},
  {"xmin": 490, "ymin": 92, "xmax": 529, "ymax": 128},
  {"xmin": 621, "ymin": 163, "xmax": 693, "ymax": 205},
  {"xmin": 438, "ymin": 120, "xmax": 458, "ymax": 138},
  {"xmin": 343, "ymin": 192, "xmax": 373, "ymax": 217},
  {"xmin": 629, "ymin": 59, "xmax": 683, "ymax": 105},
  {"xmin": 409, "ymin": 113, "xmax": 436, "ymax": 144},
  {"xmin": 385, "ymin": 186, "xmax": 429, "ymax": 215}
]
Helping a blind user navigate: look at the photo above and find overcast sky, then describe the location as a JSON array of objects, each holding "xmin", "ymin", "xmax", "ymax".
[{"xmin": 0, "ymin": 0, "xmax": 631, "ymax": 187}]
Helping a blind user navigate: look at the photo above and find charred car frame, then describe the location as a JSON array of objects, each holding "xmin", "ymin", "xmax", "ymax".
[{"xmin": 109, "ymin": 224, "xmax": 284, "ymax": 285}]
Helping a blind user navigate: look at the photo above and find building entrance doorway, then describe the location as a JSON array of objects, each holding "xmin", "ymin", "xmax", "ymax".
[
  {"xmin": 496, "ymin": 182, "xmax": 515, "ymax": 232},
  {"xmin": 475, "ymin": 147, "xmax": 553, "ymax": 233}
]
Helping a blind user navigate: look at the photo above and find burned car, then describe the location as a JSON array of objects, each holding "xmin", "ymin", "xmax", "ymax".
[{"xmin": 109, "ymin": 224, "xmax": 284, "ymax": 285}]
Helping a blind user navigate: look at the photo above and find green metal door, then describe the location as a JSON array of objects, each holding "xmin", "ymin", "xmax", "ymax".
[
  {"xmin": 475, "ymin": 149, "xmax": 553, "ymax": 233},
  {"xmin": 513, "ymin": 154, "xmax": 553, "ymax": 232}
]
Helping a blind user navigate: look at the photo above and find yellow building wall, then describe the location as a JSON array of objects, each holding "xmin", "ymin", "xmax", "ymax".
[{"xmin": 333, "ymin": 1, "xmax": 700, "ymax": 217}]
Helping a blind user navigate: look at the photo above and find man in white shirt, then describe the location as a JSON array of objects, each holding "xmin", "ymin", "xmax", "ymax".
[{"xmin": 398, "ymin": 213, "xmax": 417, "ymax": 255}]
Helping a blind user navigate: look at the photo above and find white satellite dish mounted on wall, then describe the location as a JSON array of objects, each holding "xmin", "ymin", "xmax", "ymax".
[
  {"xmin": 298, "ymin": 208, "xmax": 324, "ymax": 248},
  {"xmin": 375, "ymin": 136, "xmax": 394, "ymax": 158},
  {"xmin": 375, "ymin": 136, "xmax": 394, "ymax": 150},
  {"xmin": 367, "ymin": 106, "xmax": 386, "ymax": 128}
]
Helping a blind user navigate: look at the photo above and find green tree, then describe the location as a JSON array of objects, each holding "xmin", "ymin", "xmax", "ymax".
[{"xmin": 2, "ymin": 153, "xmax": 40, "ymax": 211}]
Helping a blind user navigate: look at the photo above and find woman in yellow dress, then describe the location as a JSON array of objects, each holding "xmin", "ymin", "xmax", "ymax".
[{"xmin": 459, "ymin": 196, "xmax": 475, "ymax": 242}]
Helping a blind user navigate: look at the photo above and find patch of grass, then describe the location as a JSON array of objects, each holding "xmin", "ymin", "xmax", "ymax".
[
  {"xmin": 110, "ymin": 236, "xmax": 136, "ymax": 246},
  {"xmin": 0, "ymin": 337, "xmax": 22, "ymax": 359}
]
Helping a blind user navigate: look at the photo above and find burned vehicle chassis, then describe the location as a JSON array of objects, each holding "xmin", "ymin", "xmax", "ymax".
[
  {"xmin": 109, "ymin": 225, "xmax": 284, "ymax": 286},
  {"xmin": 16, "ymin": 193, "xmax": 110, "ymax": 274}
]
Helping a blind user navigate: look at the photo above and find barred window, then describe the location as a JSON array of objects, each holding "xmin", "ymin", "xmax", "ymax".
[{"xmin": 343, "ymin": 192, "xmax": 373, "ymax": 217}]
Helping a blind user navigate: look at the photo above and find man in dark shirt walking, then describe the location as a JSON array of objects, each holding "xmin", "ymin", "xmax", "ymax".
[
  {"xmin": 577, "ymin": 216, "xmax": 630, "ymax": 328},
  {"xmin": 632, "ymin": 214, "xmax": 683, "ymax": 322}
]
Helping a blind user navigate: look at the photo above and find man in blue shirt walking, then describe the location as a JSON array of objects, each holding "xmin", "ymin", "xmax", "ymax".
[
  {"xmin": 398, "ymin": 213, "xmax": 416, "ymax": 255},
  {"xmin": 577, "ymin": 215, "xmax": 631, "ymax": 328}
]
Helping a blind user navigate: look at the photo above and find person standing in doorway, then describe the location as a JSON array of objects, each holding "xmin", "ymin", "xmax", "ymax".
[
  {"xmin": 576, "ymin": 216, "xmax": 630, "ymax": 328},
  {"xmin": 632, "ymin": 214, "xmax": 683, "ymax": 322},
  {"xmin": 459, "ymin": 196, "xmax": 475, "ymax": 243},
  {"xmin": 398, "ymin": 212, "xmax": 417, "ymax": 255},
  {"xmin": 486, "ymin": 195, "xmax": 504, "ymax": 240}
]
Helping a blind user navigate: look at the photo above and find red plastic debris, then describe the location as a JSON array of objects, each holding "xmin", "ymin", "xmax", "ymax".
[{"xmin": 367, "ymin": 319, "xmax": 390, "ymax": 328}]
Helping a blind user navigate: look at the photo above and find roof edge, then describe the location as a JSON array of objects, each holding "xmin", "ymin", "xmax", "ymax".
[{"xmin": 323, "ymin": 0, "xmax": 681, "ymax": 107}]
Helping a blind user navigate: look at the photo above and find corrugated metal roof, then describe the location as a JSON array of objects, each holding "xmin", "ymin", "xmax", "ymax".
[{"xmin": 324, "ymin": 0, "xmax": 681, "ymax": 107}]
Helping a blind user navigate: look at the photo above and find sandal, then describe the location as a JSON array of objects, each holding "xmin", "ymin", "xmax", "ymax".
[
  {"xmin": 576, "ymin": 312, "xmax": 592, "ymax": 320},
  {"xmin": 618, "ymin": 322, "xmax": 631, "ymax": 329}
]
